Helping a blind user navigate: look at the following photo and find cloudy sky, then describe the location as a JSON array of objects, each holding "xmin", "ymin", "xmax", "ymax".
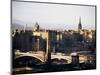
[{"xmin": 12, "ymin": 1, "xmax": 96, "ymax": 30}]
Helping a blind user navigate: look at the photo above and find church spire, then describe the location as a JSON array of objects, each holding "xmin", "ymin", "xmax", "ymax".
[{"xmin": 78, "ymin": 17, "xmax": 82, "ymax": 30}]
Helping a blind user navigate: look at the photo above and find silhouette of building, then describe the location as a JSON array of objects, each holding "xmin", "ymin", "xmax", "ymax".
[
  {"xmin": 78, "ymin": 17, "xmax": 82, "ymax": 31},
  {"xmin": 12, "ymin": 29, "xmax": 34, "ymax": 52}
]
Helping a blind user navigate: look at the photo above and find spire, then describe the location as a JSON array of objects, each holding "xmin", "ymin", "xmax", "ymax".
[
  {"xmin": 79, "ymin": 17, "xmax": 81, "ymax": 25},
  {"xmin": 78, "ymin": 17, "xmax": 82, "ymax": 30}
]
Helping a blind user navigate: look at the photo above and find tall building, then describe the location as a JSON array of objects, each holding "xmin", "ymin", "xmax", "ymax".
[{"xmin": 78, "ymin": 17, "xmax": 82, "ymax": 30}]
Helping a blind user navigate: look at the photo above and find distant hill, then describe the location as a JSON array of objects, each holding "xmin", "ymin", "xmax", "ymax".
[
  {"xmin": 11, "ymin": 23, "xmax": 33, "ymax": 31},
  {"xmin": 11, "ymin": 23, "xmax": 24, "ymax": 31}
]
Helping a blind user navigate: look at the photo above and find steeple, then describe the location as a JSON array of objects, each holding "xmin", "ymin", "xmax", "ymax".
[{"xmin": 78, "ymin": 17, "xmax": 82, "ymax": 30}]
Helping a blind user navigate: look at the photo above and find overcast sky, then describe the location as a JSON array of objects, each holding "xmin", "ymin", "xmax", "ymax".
[{"xmin": 12, "ymin": 1, "xmax": 96, "ymax": 30}]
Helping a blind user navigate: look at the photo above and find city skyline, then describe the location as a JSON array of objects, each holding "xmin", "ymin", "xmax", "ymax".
[
  {"xmin": 12, "ymin": 1, "xmax": 96, "ymax": 74},
  {"xmin": 12, "ymin": 1, "xmax": 96, "ymax": 30}
]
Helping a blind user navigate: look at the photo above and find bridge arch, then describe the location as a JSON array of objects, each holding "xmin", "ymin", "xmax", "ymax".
[
  {"xmin": 51, "ymin": 58, "xmax": 68, "ymax": 64},
  {"xmin": 15, "ymin": 55, "xmax": 44, "ymax": 63},
  {"xmin": 14, "ymin": 56, "xmax": 44, "ymax": 68}
]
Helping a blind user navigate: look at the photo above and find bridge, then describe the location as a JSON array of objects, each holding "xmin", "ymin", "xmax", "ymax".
[
  {"xmin": 14, "ymin": 50, "xmax": 72, "ymax": 63},
  {"xmin": 15, "ymin": 50, "xmax": 46, "ymax": 63},
  {"xmin": 51, "ymin": 53, "xmax": 71, "ymax": 63},
  {"xmin": 15, "ymin": 50, "xmax": 90, "ymax": 64}
]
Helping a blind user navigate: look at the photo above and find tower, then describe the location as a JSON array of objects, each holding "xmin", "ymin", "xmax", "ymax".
[{"xmin": 78, "ymin": 17, "xmax": 82, "ymax": 30}]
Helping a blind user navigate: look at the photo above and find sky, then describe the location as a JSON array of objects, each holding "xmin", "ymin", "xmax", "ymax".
[{"xmin": 12, "ymin": 1, "xmax": 96, "ymax": 30}]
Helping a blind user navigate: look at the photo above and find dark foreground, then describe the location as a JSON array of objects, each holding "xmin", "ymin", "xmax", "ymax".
[{"xmin": 13, "ymin": 63, "xmax": 96, "ymax": 74}]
